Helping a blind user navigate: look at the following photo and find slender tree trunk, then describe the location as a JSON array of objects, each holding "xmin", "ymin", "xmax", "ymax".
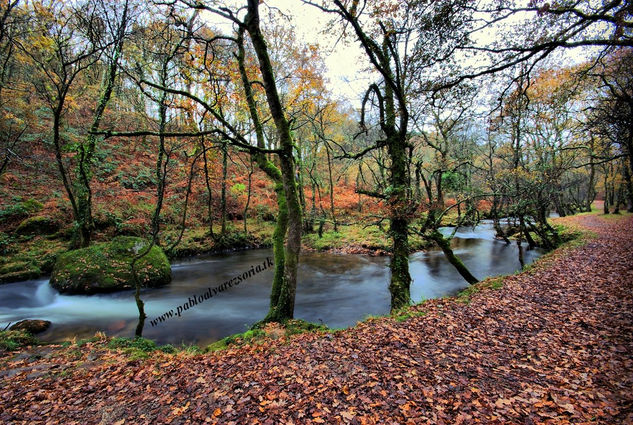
[
  {"xmin": 492, "ymin": 197, "xmax": 511, "ymax": 244},
  {"xmin": 325, "ymin": 142, "xmax": 338, "ymax": 232},
  {"xmin": 201, "ymin": 138, "xmax": 215, "ymax": 239},
  {"xmin": 517, "ymin": 234, "xmax": 525, "ymax": 269},
  {"xmin": 435, "ymin": 173, "xmax": 444, "ymax": 210},
  {"xmin": 614, "ymin": 182, "xmax": 623, "ymax": 214},
  {"xmin": 166, "ymin": 152, "xmax": 200, "ymax": 253},
  {"xmin": 623, "ymin": 159, "xmax": 633, "ymax": 213},
  {"xmin": 220, "ymin": 140, "xmax": 228, "ymax": 235},
  {"xmin": 520, "ymin": 216, "xmax": 536, "ymax": 250},
  {"xmin": 586, "ymin": 141, "xmax": 596, "ymax": 212},
  {"xmin": 133, "ymin": 56, "xmax": 172, "ymax": 337},
  {"xmin": 430, "ymin": 231, "xmax": 479, "ymax": 284},
  {"xmin": 296, "ymin": 140, "xmax": 309, "ymax": 233},
  {"xmin": 244, "ymin": 159, "xmax": 254, "ymax": 233},
  {"xmin": 608, "ymin": 183, "xmax": 616, "ymax": 213},
  {"xmin": 356, "ymin": 165, "xmax": 363, "ymax": 213},
  {"xmin": 308, "ymin": 162, "xmax": 318, "ymax": 233},
  {"xmin": 603, "ymin": 171, "xmax": 610, "ymax": 214},
  {"xmin": 52, "ymin": 106, "xmax": 81, "ymax": 247},
  {"xmin": 75, "ymin": 1, "xmax": 129, "ymax": 248}
]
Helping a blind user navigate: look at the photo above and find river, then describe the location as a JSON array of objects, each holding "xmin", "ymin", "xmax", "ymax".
[{"xmin": 0, "ymin": 221, "xmax": 543, "ymax": 346}]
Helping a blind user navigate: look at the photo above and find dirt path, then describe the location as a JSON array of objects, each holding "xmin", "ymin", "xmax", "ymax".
[{"xmin": 2, "ymin": 214, "xmax": 632, "ymax": 424}]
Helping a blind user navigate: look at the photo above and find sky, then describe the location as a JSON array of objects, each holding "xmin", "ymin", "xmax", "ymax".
[
  {"xmin": 202, "ymin": 1, "xmax": 600, "ymax": 111},
  {"xmin": 266, "ymin": 0, "xmax": 371, "ymax": 107},
  {"xmin": 266, "ymin": 0, "xmax": 370, "ymax": 108},
  {"xmin": 198, "ymin": 0, "xmax": 370, "ymax": 108}
]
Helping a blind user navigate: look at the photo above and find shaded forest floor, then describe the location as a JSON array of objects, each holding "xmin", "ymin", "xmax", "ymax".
[{"xmin": 1, "ymin": 213, "xmax": 632, "ymax": 424}]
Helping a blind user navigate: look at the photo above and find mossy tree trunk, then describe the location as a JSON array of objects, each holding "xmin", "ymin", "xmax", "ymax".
[
  {"xmin": 429, "ymin": 231, "xmax": 479, "ymax": 285},
  {"xmin": 621, "ymin": 159, "xmax": 633, "ymax": 213},
  {"xmin": 325, "ymin": 142, "xmax": 338, "ymax": 233},
  {"xmin": 320, "ymin": 3, "xmax": 414, "ymax": 311},
  {"xmin": 236, "ymin": 13, "xmax": 302, "ymax": 322},
  {"xmin": 385, "ymin": 98, "xmax": 412, "ymax": 309},
  {"xmin": 603, "ymin": 172, "xmax": 610, "ymax": 214},
  {"xmin": 243, "ymin": 159, "xmax": 254, "ymax": 233},
  {"xmin": 220, "ymin": 140, "xmax": 228, "ymax": 236},
  {"xmin": 201, "ymin": 137, "xmax": 216, "ymax": 240},
  {"xmin": 243, "ymin": 0, "xmax": 302, "ymax": 321}
]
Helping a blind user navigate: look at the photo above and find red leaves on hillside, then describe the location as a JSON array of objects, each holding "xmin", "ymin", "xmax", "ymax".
[{"xmin": 1, "ymin": 214, "xmax": 632, "ymax": 424}]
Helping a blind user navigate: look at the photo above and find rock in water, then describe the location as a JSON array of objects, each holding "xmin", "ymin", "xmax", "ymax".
[
  {"xmin": 50, "ymin": 236, "xmax": 171, "ymax": 294},
  {"xmin": 9, "ymin": 319, "xmax": 51, "ymax": 334}
]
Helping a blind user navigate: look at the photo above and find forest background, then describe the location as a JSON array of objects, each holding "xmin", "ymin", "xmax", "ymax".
[{"xmin": 0, "ymin": 0, "xmax": 631, "ymax": 323}]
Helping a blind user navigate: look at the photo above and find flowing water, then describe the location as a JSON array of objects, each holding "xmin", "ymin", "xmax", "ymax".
[{"xmin": 0, "ymin": 221, "xmax": 542, "ymax": 346}]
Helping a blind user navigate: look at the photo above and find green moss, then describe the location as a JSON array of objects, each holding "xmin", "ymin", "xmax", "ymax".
[
  {"xmin": 163, "ymin": 221, "xmax": 274, "ymax": 259},
  {"xmin": 207, "ymin": 328, "xmax": 266, "ymax": 352},
  {"xmin": 0, "ymin": 198, "xmax": 43, "ymax": 220},
  {"xmin": 302, "ymin": 223, "xmax": 432, "ymax": 253},
  {"xmin": 456, "ymin": 277, "xmax": 505, "ymax": 304},
  {"xmin": 206, "ymin": 319, "xmax": 328, "ymax": 352},
  {"xmin": 276, "ymin": 319, "xmax": 327, "ymax": 335},
  {"xmin": 50, "ymin": 236, "xmax": 171, "ymax": 294},
  {"xmin": 0, "ymin": 330, "xmax": 38, "ymax": 351},
  {"xmin": 0, "ymin": 261, "xmax": 31, "ymax": 274},
  {"xmin": 76, "ymin": 336, "xmax": 101, "ymax": 347},
  {"xmin": 107, "ymin": 336, "xmax": 157, "ymax": 352},
  {"xmin": 0, "ymin": 236, "xmax": 67, "ymax": 283},
  {"xmin": 0, "ymin": 232, "xmax": 15, "ymax": 255},
  {"xmin": 15, "ymin": 216, "xmax": 59, "ymax": 235},
  {"xmin": 303, "ymin": 230, "xmax": 344, "ymax": 250},
  {"xmin": 0, "ymin": 269, "xmax": 42, "ymax": 283},
  {"xmin": 392, "ymin": 305, "xmax": 427, "ymax": 322},
  {"xmin": 104, "ymin": 337, "xmax": 201, "ymax": 358},
  {"xmin": 158, "ymin": 344, "xmax": 177, "ymax": 354}
]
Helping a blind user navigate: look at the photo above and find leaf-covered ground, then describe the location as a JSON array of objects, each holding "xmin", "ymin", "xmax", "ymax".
[{"xmin": 1, "ymin": 214, "xmax": 632, "ymax": 424}]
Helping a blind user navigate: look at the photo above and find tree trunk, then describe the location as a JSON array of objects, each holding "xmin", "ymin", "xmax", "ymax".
[
  {"xmin": 430, "ymin": 231, "xmax": 479, "ymax": 284},
  {"xmin": 244, "ymin": 159, "xmax": 254, "ymax": 233},
  {"xmin": 75, "ymin": 1, "xmax": 129, "ymax": 248},
  {"xmin": 201, "ymin": 138, "xmax": 215, "ymax": 239},
  {"xmin": 387, "ymin": 132, "xmax": 412, "ymax": 310},
  {"xmin": 586, "ymin": 143, "xmax": 596, "ymax": 212},
  {"xmin": 325, "ymin": 142, "xmax": 338, "ymax": 232},
  {"xmin": 296, "ymin": 140, "xmax": 310, "ymax": 233},
  {"xmin": 243, "ymin": 2, "xmax": 303, "ymax": 322},
  {"xmin": 220, "ymin": 140, "xmax": 228, "ymax": 235},
  {"xmin": 52, "ymin": 106, "xmax": 81, "ymax": 247},
  {"xmin": 622, "ymin": 159, "xmax": 633, "ymax": 213},
  {"xmin": 603, "ymin": 173, "xmax": 610, "ymax": 214},
  {"xmin": 516, "ymin": 230, "xmax": 525, "ymax": 269},
  {"xmin": 614, "ymin": 183, "xmax": 623, "ymax": 214},
  {"xmin": 520, "ymin": 216, "xmax": 536, "ymax": 250}
]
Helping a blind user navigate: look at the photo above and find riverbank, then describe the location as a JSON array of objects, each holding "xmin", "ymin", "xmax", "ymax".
[
  {"xmin": 0, "ymin": 217, "xmax": 432, "ymax": 284},
  {"xmin": 1, "ymin": 212, "xmax": 631, "ymax": 424}
]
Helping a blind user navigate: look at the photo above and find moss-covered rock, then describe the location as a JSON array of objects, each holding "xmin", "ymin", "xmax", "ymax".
[
  {"xmin": 0, "ymin": 262, "xmax": 42, "ymax": 283},
  {"xmin": 9, "ymin": 319, "xmax": 51, "ymax": 334},
  {"xmin": 0, "ymin": 198, "xmax": 43, "ymax": 221},
  {"xmin": 15, "ymin": 216, "xmax": 60, "ymax": 235},
  {"xmin": 0, "ymin": 269, "xmax": 42, "ymax": 283},
  {"xmin": 50, "ymin": 236, "xmax": 171, "ymax": 294}
]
